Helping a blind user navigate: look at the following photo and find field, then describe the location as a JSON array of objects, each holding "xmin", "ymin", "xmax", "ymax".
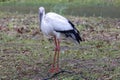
[
  {"xmin": 0, "ymin": 0, "xmax": 120, "ymax": 18},
  {"xmin": 0, "ymin": 0, "xmax": 120, "ymax": 80},
  {"xmin": 0, "ymin": 11, "xmax": 120, "ymax": 80}
]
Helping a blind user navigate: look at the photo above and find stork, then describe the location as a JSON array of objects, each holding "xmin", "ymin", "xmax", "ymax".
[{"xmin": 39, "ymin": 7, "xmax": 82, "ymax": 73}]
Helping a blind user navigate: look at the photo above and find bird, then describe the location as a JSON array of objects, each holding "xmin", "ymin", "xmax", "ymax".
[{"xmin": 39, "ymin": 7, "xmax": 82, "ymax": 73}]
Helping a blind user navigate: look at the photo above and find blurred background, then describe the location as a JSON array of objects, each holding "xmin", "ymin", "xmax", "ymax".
[
  {"xmin": 0, "ymin": 0, "xmax": 120, "ymax": 80},
  {"xmin": 0, "ymin": 0, "xmax": 120, "ymax": 18}
]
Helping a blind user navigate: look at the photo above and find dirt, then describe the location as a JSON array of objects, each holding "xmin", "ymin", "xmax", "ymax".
[{"xmin": 0, "ymin": 12, "xmax": 120, "ymax": 80}]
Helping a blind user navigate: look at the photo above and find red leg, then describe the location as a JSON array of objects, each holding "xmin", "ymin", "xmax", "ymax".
[
  {"xmin": 49, "ymin": 50, "xmax": 57, "ymax": 73},
  {"xmin": 56, "ymin": 39, "xmax": 60, "ymax": 71},
  {"xmin": 49, "ymin": 36, "xmax": 61, "ymax": 73},
  {"xmin": 53, "ymin": 36, "xmax": 58, "ymax": 67},
  {"xmin": 49, "ymin": 36, "xmax": 58, "ymax": 73}
]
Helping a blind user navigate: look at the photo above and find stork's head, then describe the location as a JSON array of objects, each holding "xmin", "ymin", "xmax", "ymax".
[{"xmin": 39, "ymin": 7, "xmax": 45, "ymax": 15}]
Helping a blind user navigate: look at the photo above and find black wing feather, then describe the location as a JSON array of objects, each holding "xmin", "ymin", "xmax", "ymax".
[{"xmin": 55, "ymin": 20, "xmax": 82, "ymax": 43}]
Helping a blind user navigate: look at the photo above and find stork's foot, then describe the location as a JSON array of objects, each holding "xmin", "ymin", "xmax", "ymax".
[{"xmin": 49, "ymin": 67, "xmax": 59, "ymax": 73}]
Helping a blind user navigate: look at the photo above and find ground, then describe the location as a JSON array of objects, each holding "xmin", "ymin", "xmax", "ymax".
[{"xmin": 0, "ymin": 12, "xmax": 120, "ymax": 80}]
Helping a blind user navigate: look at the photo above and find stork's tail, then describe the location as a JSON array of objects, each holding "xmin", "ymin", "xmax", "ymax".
[
  {"xmin": 65, "ymin": 30, "xmax": 82, "ymax": 43},
  {"xmin": 71, "ymin": 29, "xmax": 82, "ymax": 43},
  {"xmin": 67, "ymin": 20, "xmax": 82, "ymax": 43}
]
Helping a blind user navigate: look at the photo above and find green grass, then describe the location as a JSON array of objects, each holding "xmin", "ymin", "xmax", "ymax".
[
  {"xmin": 1, "ymin": 0, "xmax": 120, "ymax": 18},
  {"xmin": 0, "ymin": 0, "xmax": 120, "ymax": 13},
  {"xmin": 0, "ymin": 11, "xmax": 120, "ymax": 79},
  {"xmin": 1, "ymin": 0, "xmax": 120, "ymax": 6}
]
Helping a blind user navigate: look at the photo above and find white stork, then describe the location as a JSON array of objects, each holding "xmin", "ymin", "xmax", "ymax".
[{"xmin": 39, "ymin": 7, "xmax": 82, "ymax": 73}]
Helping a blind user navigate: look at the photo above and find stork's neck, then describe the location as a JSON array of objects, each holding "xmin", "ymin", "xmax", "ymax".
[{"xmin": 39, "ymin": 11, "xmax": 45, "ymax": 26}]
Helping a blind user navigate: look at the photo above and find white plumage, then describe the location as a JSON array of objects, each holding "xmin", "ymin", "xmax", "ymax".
[{"xmin": 39, "ymin": 7, "xmax": 82, "ymax": 73}]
